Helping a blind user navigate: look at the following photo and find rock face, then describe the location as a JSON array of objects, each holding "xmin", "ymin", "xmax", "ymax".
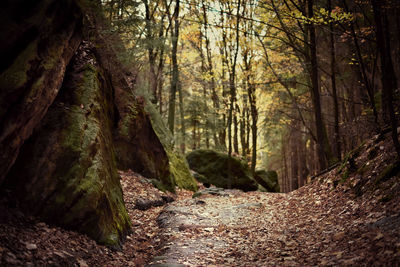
[
  {"xmin": 254, "ymin": 170, "xmax": 280, "ymax": 192},
  {"xmin": 0, "ymin": 0, "xmax": 83, "ymax": 184},
  {"xmin": 0, "ymin": 0, "xmax": 198, "ymax": 247},
  {"xmin": 4, "ymin": 44, "xmax": 131, "ymax": 247},
  {"xmin": 113, "ymin": 88, "xmax": 197, "ymax": 192},
  {"xmin": 113, "ymin": 94, "xmax": 172, "ymax": 189},
  {"xmin": 186, "ymin": 150, "xmax": 258, "ymax": 191},
  {"xmin": 144, "ymin": 103, "xmax": 198, "ymax": 192}
]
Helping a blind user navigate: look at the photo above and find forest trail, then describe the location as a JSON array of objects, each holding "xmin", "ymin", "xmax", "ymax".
[
  {"xmin": 1, "ymin": 134, "xmax": 400, "ymax": 266},
  {"xmin": 149, "ymin": 177, "xmax": 400, "ymax": 266}
]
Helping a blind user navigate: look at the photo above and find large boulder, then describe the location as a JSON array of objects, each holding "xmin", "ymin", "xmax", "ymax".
[
  {"xmin": 3, "ymin": 44, "xmax": 131, "ymax": 247},
  {"xmin": 113, "ymin": 91, "xmax": 198, "ymax": 192},
  {"xmin": 144, "ymin": 103, "xmax": 198, "ymax": 192},
  {"xmin": 0, "ymin": 0, "xmax": 82, "ymax": 184},
  {"xmin": 0, "ymin": 0, "xmax": 196, "ymax": 249},
  {"xmin": 89, "ymin": 11, "xmax": 197, "ymax": 193},
  {"xmin": 254, "ymin": 170, "xmax": 280, "ymax": 192},
  {"xmin": 186, "ymin": 150, "xmax": 258, "ymax": 191}
]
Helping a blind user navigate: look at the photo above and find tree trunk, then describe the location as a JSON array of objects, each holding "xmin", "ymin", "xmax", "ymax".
[
  {"xmin": 143, "ymin": 0, "xmax": 158, "ymax": 104},
  {"xmin": 233, "ymin": 106, "xmax": 239, "ymax": 154},
  {"xmin": 202, "ymin": 0, "xmax": 220, "ymax": 149},
  {"xmin": 167, "ymin": 0, "xmax": 180, "ymax": 134},
  {"xmin": 328, "ymin": 0, "xmax": 341, "ymax": 161},
  {"xmin": 178, "ymin": 82, "xmax": 185, "ymax": 154},
  {"xmin": 307, "ymin": 0, "xmax": 333, "ymax": 169},
  {"xmin": 341, "ymin": 0, "xmax": 379, "ymax": 124},
  {"xmin": 372, "ymin": 0, "xmax": 400, "ymax": 158}
]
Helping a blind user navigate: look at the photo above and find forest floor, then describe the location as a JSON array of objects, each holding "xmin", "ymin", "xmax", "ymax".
[{"xmin": 1, "ymin": 131, "xmax": 400, "ymax": 266}]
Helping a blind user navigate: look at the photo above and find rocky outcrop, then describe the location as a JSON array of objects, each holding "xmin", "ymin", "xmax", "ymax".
[
  {"xmin": 88, "ymin": 14, "xmax": 197, "ymax": 192},
  {"xmin": 254, "ymin": 170, "xmax": 280, "ymax": 192},
  {"xmin": 0, "ymin": 0, "xmax": 197, "ymax": 248},
  {"xmin": 144, "ymin": 103, "xmax": 198, "ymax": 192},
  {"xmin": 4, "ymin": 44, "xmax": 131, "ymax": 247},
  {"xmin": 0, "ymin": 0, "xmax": 83, "ymax": 184},
  {"xmin": 186, "ymin": 149, "xmax": 258, "ymax": 191}
]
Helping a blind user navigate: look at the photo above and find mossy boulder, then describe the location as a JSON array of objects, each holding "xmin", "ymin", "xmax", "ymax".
[
  {"xmin": 144, "ymin": 103, "xmax": 198, "ymax": 192},
  {"xmin": 254, "ymin": 170, "xmax": 280, "ymax": 192},
  {"xmin": 113, "ymin": 95, "xmax": 173, "ymax": 190},
  {"xmin": 0, "ymin": 0, "xmax": 83, "ymax": 184},
  {"xmin": 93, "ymin": 22, "xmax": 197, "ymax": 192},
  {"xmin": 186, "ymin": 149, "xmax": 258, "ymax": 191},
  {"xmin": 3, "ymin": 45, "xmax": 131, "ymax": 248},
  {"xmin": 111, "ymin": 71, "xmax": 197, "ymax": 192}
]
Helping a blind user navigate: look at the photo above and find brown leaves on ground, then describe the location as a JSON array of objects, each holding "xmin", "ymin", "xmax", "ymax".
[
  {"xmin": 150, "ymin": 133, "xmax": 400, "ymax": 266},
  {"xmin": 1, "ymin": 132, "xmax": 399, "ymax": 266}
]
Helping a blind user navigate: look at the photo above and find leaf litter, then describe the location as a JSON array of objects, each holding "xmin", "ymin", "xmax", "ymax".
[{"xmin": 0, "ymin": 132, "xmax": 399, "ymax": 266}]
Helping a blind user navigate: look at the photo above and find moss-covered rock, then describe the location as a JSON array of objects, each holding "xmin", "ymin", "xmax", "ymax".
[
  {"xmin": 4, "ymin": 45, "xmax": 131, "ymax": 248},
  {"xmin": 0, "ymin": 0, "xmax": 82, "ymax": 184},
  {"xmin": 144, "ymin": 103, "xmax": 198, "ymax": 192},
  {"xmin": 254, "ymin": 170, "xmax": 280, "ymax": 192},
  {"xmin": 113, "ymin": 95, "xmax": 172, "ymax": 189},
  {"xmin": 186, "ymin": 149, "xmax": 258, "ymax": 191},
  {"xmin": 96, "ymin": 30, "xmax": 197, "ymax": 192}
]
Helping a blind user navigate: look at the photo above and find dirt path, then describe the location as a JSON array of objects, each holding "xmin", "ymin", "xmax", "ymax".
[{"xmin": 148, "ymin": 178, "xmax": 400, "ymax": 266}]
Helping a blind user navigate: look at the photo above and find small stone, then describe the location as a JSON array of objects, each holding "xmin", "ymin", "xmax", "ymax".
[
  {"xmin": 78, "ymin": 259, "xmax": 89, "ymax": 267},
  {"xmin": 26, "ymin": 243, "xmax": 37, "ymax": 250}
]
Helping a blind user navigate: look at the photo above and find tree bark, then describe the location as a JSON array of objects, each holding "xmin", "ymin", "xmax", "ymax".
[
  {"xmin": 328, "ymin": 0, "xmax": 341, "ymax": 161},
  {"xmin": 371, "ymin": 0, "xmax": 400, "ymax": 158},
  {"xmin": 167, "ymin": 0, "xmax": 180, "ymax": 134},
  {"xmin": 307, "ymin": 0, "xmax": 333, "ymax": 170}
]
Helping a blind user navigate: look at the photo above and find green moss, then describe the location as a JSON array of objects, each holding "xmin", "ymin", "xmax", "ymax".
[
  {"xmin": 375, "ymin": 160, "xmax": 400, "ymax": 185},
  {"xmin": 186, "ymin": 149, "xmax": 258, "ymax": 191},
  {"xmin": 120, "ymin": 103, "xmax": 139, "ymax": 138},
  {"xmin": 167, "ymin": 151, "xmax": 198, "ymax": 192},
  {"xmin": 144, "ymin": 101, "xmax": 197, "ymax": 191},
  {"xmin": 341, "ymin": 169, "xmax": 350, "ymax": 180},
  {"xmin": 0, "ymin": 39, "xmax": 38, "ymax": 91},
  {"xmin": 255, "ymin": 170, "xmax": 280, "ymax": 192},
  {"xmin": 150, "ymin": 179, "xmax": 173, "ymax": 193},
  {"xmin": 337, "ymin": 153, "xmax": 350, "ymax": 174},
  {"xmin": 355, "ymin": 162, "xmax": 369, "ymax": 176},
  {"xmin": 8, "ymin": 61, "xmax": 131, "ymax": 248}
]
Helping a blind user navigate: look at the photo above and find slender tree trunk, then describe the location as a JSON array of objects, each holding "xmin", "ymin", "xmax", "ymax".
[
  {"xmin": 282, "ymin": 137, "xmax": 288, "ymax": 192},
  {"xmin": 328, "ymin": 0, "xmax": 341, "ymax": 161},
  {"xmin": 167, "ymin": 0, "xmax": 180, "ymax": 134},
  {"xmin": 233, "ymin": 106, "xmax": 239, "ymax": 154},
  {"xmin": 247, "ymin": 75, "xmax": 258, "ymax": 174},
  {"xmin": 246, "ymin": 108, "xmax": 250, "ymax": 155},
  {"xmin": 241, "ymin": 91, "xmax": 248, "ymax": 158},
  {"xmin": 178, "ymin": 83, "xmax": 185, "ymax": 153},
  {"xmin": 307, "ymin": 0, "xmax": 333, "ymax": 169},
  {"xmin": 372, "ymin": 0, "xmax": 400, "ymax": 158},
  {"xmin": 202, "ymin": 0, "xmax": 220, "ymax": 148},
  {"xmin": 143, "ymin": 0, "xmax": 158, "ymax": 103},
  {"xmin": 228, "ymin": 0, "xmax": 241, "ymax": 158},
  {"xmin": 219, "ymin": 8, "xmax": 228, "ymax": 151},
  {"xmin": 192, "ymin": 117, "xmax": 197, "ymax": 150},
  {"xmin": 341, "ymin": 0, "xmax": 378, "ymax": 124}
]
